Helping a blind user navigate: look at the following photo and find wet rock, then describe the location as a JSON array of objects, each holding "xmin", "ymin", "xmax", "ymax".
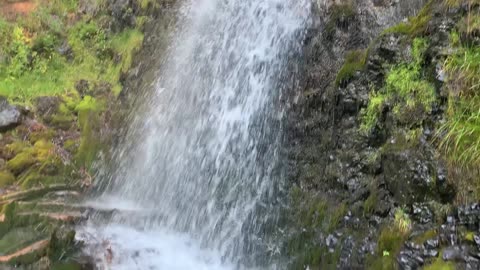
[
  {"xmin": 0, "ymin": 97, "xmax": 21, "ymax": 131},
  {"xmin": 412, "ymin": 203, "xmax": 433, "ymax": 224},
  {"xmin": 457, "ymin": 204, "xmax": 480, "ymax": 229},
  {"xmin": 326, "ymin": 234, "xmax": 338, "ymax": 252},
  {"xmin": 425, "ymin": 238, "xmax": 439, "ymax": 249},
  {"xmin": 443, "ymin": 246, "xmax": 463, "ymax": 261}
]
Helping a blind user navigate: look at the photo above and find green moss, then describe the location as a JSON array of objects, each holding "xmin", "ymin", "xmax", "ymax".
[
  {"xmin": 75, "ymin": 109, "xmax": 101, "ymax": 168},
  {"xmin": 74, "ymin": 95, "xmax": 101, "ymax": 112},
  {"xmin": 0, "ymin": 170, "xmax": 16, "ymax": 187},
  {"xmin": 63, "ymin": 139, "xmax": 79, "ymax": 153},
  {"xmin": 464, "ymin": 231, "xmax": 476, "ymax": 242},
  {"xmin": 382, "ymin": 0, "xmax": 433, "ymax": 37},
  {"xmin": 138, "ymin": 0, "xmax": 157, "ymax": 10},
  {"xmin": 335, "ymin": 49, "xmax": 367, "ymax": 86},
  {"xmin": 29, "ymin": 129, "xmax": 56, "ymax": 144},
  {"xmin": 361, "ymin": 38, "xmax": 434, "ymax": 134}
]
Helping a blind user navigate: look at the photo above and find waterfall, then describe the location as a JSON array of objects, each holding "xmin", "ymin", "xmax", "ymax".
[{"xmin": 78, "ymin": 0, "xmax": 312, "ymax": 268}]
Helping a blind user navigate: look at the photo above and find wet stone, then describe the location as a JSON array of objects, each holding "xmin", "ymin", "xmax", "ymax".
[
  {"xmin": 412, "ymin": 203, "xmax": 433, "ymax": 224},
  {"xmin": 442, "ymin": 246, "xmax": 463, "ymax": 261},
  {"xmin": 425, "ymin": 238, "xmax": 439, "ymax": 249},
  {"xmin": 423, "ymin": 249, "xmax": 439, "ymax": 258},
  {"xmin": 326, "ymin": 234, "xmax": 338, "ymax": 252}
]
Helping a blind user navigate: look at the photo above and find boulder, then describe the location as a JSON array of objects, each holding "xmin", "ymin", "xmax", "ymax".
[{"xmin": 0, "ymin": 97, "xmax": 21, "ymax": 131}]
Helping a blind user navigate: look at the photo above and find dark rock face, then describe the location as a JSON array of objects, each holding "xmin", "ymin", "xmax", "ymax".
[
  {"xmin": 285, "ymin": 0, "xmax": 478, "ymax": 268},
  {"xmin": 0, "ymin": 97, "xmax": 21, "ymax": 131}
]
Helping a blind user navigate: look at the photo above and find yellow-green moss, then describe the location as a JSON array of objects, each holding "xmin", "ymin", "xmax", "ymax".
[
  {"xmin": 464, "ymin": 231, "xmax": 475, "ymax": 242},
  {"xmin": 5, "ymin": 141, "xmax": 30, "ymax": 156},
  {"xmin": 75, "ymin": 109, "xmax": 101, "ymax": 169},
  {"xmin": 63, "ymin": 139, "xmax": 79, "ymax": 153},
  {"xmin": 360, "ymin": 91, "xmax": 386, "ymax": 134},
  {"xmin": 7, "ymin": 151, "xmax": 36, "ymax": 175},
  {"xmin": 29, "ymin": 130, "xmax": 56, "ymax": 144},
  {"xmin": 0, "ymin": 170, "xmax": 16, "ymax": 187}
]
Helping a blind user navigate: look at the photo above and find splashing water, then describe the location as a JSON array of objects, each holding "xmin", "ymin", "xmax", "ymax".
[{"xmin": 78, "ymin": 0, "xmax": 312, "ymax": 268}]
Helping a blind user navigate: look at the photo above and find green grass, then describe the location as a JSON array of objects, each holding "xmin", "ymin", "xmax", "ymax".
[
  {"xmin": 438, "ymin": 41, "xmax": 480, "ymax": 168},
  {"xmin": 438, "ymin": 96, "xmax": 480, "ymax": 167}
]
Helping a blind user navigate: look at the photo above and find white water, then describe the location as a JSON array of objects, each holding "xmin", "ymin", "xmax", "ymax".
[{"xmin": 78, "ymin": 0, "xmax": 311, "ymax": 268}]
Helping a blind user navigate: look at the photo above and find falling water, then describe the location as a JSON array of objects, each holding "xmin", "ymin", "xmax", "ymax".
[{"xmin": 78, "ymin": 0, "xmax": 312, "ymax": 268}]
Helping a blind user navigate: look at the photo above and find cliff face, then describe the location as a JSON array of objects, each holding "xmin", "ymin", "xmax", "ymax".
[{"xmin": 286, "ymin": 0, "xmax": 480, "ymax": 269}]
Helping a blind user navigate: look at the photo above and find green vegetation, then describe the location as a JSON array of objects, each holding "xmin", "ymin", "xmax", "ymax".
[
  {"xmin": 0, "ymin": 171, "xmax": 16, "ymax": 187},
  {"xmin": 287, "ymin": 187, "xmax": 348, "ymax": 269},
  {"xmin": 438, "ymin": 36, "xmax": 480, "ymax": 168},
  {"xmin": 0, "ymin": 1, "xmax": 144, "ymax": 103},
  {"xmin": 360, "ymin": 91, "xmax": 385, "ymax": 133},
  {"xmin": 335, "ymin": 49, "xmax": 367, "ymax": 86},
  {"xmin": 383, "ymin": 0, "xmax": 433, "ymax": 37},
  {"xmin": 360, "ymin": 38, "xmax": 435, "ymax": 134},
  {"xmin": 423, "ymin": 251, "xmax": 455, "ymax": 270},
  {"xmin": 368, "ymin": 208, "xmax": 412, "ymax": 269}
]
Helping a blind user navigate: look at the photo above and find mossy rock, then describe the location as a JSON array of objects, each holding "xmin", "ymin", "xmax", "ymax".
[
  {"xmin": 0, "ymin": 171, "xmax": 15, "ymax": 187},
  {"xmin": 6, "ymin": 151, "xmax": 36, "ymax": 175},
  {"xmin": 28, "ymin": 129, "xmax": 56, "ymax": 144},
  {"xmin": 5, "ymin": 141, "xmax": 30, "ymax": 156}
]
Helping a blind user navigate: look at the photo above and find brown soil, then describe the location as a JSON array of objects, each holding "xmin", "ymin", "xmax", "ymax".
[{"xmin": 0, "ymin": 0, "xmax": 38, "ymax": 20}]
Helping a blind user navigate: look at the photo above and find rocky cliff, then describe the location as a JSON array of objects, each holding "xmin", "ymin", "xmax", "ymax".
[{"xmin": 286, "ymin": 0, "xmax": 480, "ymax": 269}]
